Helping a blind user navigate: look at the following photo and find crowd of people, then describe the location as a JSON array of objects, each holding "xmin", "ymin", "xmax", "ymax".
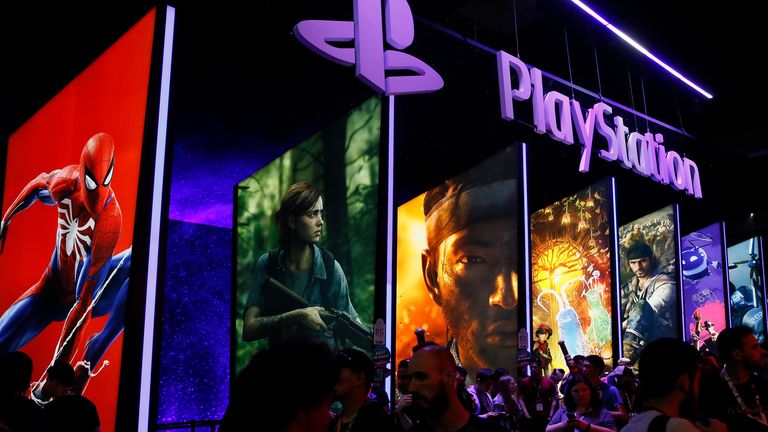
[
  {"xmin": 4, "ymin": 324, "xmax": 768, "ymax": 431},
  {"xmin": 393, "ymin": 326, "xmax": 768, "ymax": 432},
  {"xmin": 219, "ymin": 324, "xmax": 767, "ymax": 432}
]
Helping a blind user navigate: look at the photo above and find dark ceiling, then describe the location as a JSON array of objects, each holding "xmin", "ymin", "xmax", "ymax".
[
  {"xmin": 0, "ymin": 1, "xmax": 764, "ymax": 232},
  {"xmin": 412, "ymin": 0, "xmax": 766, "ymax": 157}
]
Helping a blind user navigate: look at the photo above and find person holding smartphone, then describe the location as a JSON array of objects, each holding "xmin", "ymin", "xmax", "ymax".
[{"xmin": 546, "ymin": 375, "xmax": 617, "ymax": 432}]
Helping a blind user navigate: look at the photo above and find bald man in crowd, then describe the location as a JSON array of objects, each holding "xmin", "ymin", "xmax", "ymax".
[{"xmin": 407, "ymin": 344, "xmax": 505, "ymax": 432}]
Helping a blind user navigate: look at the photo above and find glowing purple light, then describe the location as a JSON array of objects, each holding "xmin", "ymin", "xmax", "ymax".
[
  {"xmin": 522, "ymin": 142, "xmax": 532, "ymax": 340},
  {"xmin": 674, "ymin": 204, "xmax": 685, "ymax": 341},
  {"xmin": 139, "ymin": 6, "xmax": 175, "ymax": 432},
  {"xmin": 569, "ymin": 0, "xmax": 713, "ymax": 99},
  {"xmin": 385, "ymin": 95, "xmax": 395, "ymax": 394},
  {"xmin": 610, "ymin": 177, "xmax": 621, "ymax": 352}
]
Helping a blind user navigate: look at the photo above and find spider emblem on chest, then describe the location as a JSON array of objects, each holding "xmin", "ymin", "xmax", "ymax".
[{"xmin": 57, "ymin": 198, "xmax": 95, "ymax": 262}]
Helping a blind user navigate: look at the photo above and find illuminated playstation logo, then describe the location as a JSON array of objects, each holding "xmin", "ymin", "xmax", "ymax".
[{"xmin": 294, "ymin": 0, "xmax": 443, "ymax": 95}]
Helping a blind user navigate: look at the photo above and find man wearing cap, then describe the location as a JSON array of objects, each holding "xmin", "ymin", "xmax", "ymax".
[
  {"xmin": 421, "ymin": 147, "xmax": 519, "ymax": 376},
  {"xmin": 621, "ymin": 241, "xmax": 678, "ymax": 363},
  {"xmin": 611, "ymin": 365, "xmax": 639, "ymax": 417},
  {"xmin": 331, "ymin": 348, "xmax": 395, "ymax": 432}
]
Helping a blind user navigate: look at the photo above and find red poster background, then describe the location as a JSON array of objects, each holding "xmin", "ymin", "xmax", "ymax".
[{"xmin": 0, "ymin": 9, "xmax": 155, "ymax": 431}]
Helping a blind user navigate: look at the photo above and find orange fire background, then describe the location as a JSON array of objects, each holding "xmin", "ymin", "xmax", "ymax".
[{"xmin": 395, "ymin": 194, "xmax": 448, "ymax": 377}]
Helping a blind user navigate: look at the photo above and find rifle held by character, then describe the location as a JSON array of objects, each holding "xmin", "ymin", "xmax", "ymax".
[{"xmin": 264, "ymin": 276, "xmax": 373, "ymax": 349}]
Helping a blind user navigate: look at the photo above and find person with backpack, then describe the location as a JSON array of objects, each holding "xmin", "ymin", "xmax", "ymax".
[
  {"xmin": 621, "ymin": 338, "xmax": 726, "ymax": 432},
  {"xmin": 242, "ymin": 182, "xmax": 361, "ymax": 349}
]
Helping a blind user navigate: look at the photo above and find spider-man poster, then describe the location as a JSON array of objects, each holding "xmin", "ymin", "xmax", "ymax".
[
  {"xmin": 0, "ymin": 10, "xmax": 155, "ymax": 431},
  {"xmin": 681, "ymin": 223, "xmax": 727, "ymax": 350}
]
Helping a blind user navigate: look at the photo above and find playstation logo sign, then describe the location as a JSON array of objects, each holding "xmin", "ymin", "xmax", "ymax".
[{"xmin": 294, "ymin": 0, "xmax": 443, "ymax": 95}]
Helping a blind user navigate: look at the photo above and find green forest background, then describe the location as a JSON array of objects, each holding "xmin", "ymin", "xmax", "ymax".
[{"xmin": 235, "ymin": 97, "xmax": 380, "ymax": 373}]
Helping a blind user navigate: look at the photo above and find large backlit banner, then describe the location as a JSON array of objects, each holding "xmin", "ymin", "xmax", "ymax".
[
  {"xmin": 234, "ymin": 98, "xmax": 379, "ymax": 374},
  {"xmin": 681, "ymin": 223, "xmax": 727, "ymax": 350},
  {"xmin": 530, "ymin": 179, "xmax": 614, "ymax": 374},
  {"xmin": 619, "ymin": 205, "xmax": 680, "ymax": 364},
  {"xmin": 396, "ymin": 145, "xmax": 519, "ymax": 378},
  {"xmin": 727, "ymin": 237, "xmax": 765, "ymax": 343},
  {"xmin": 0, "ymin": 10, "xmax": 155, "ymax": 431}
]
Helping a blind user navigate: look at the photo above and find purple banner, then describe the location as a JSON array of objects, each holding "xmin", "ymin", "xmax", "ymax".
[{"xmin": 681, "ymin": 223, "xmax": 727, "ymax": 351}]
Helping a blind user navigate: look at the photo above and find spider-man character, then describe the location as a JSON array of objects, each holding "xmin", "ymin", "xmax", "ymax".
[{"xmin": 0, "ymin": 132, "xmax": 131, "ymax": 394}]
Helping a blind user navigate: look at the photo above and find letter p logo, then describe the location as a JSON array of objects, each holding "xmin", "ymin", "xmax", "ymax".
[{"xmin": 294, "ymin": 0, "xmax": 443, "ymax": 95}]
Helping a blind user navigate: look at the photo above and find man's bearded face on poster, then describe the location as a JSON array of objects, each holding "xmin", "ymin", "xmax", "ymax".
[{"xmin": 422, "ymin": 174, "xmax": 518, "ymax": 369}]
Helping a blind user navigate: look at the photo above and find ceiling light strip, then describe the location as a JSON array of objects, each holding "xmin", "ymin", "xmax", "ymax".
[{"xmin": 569, "ymin": 0, "xmax": 713, "ymax": 99}]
